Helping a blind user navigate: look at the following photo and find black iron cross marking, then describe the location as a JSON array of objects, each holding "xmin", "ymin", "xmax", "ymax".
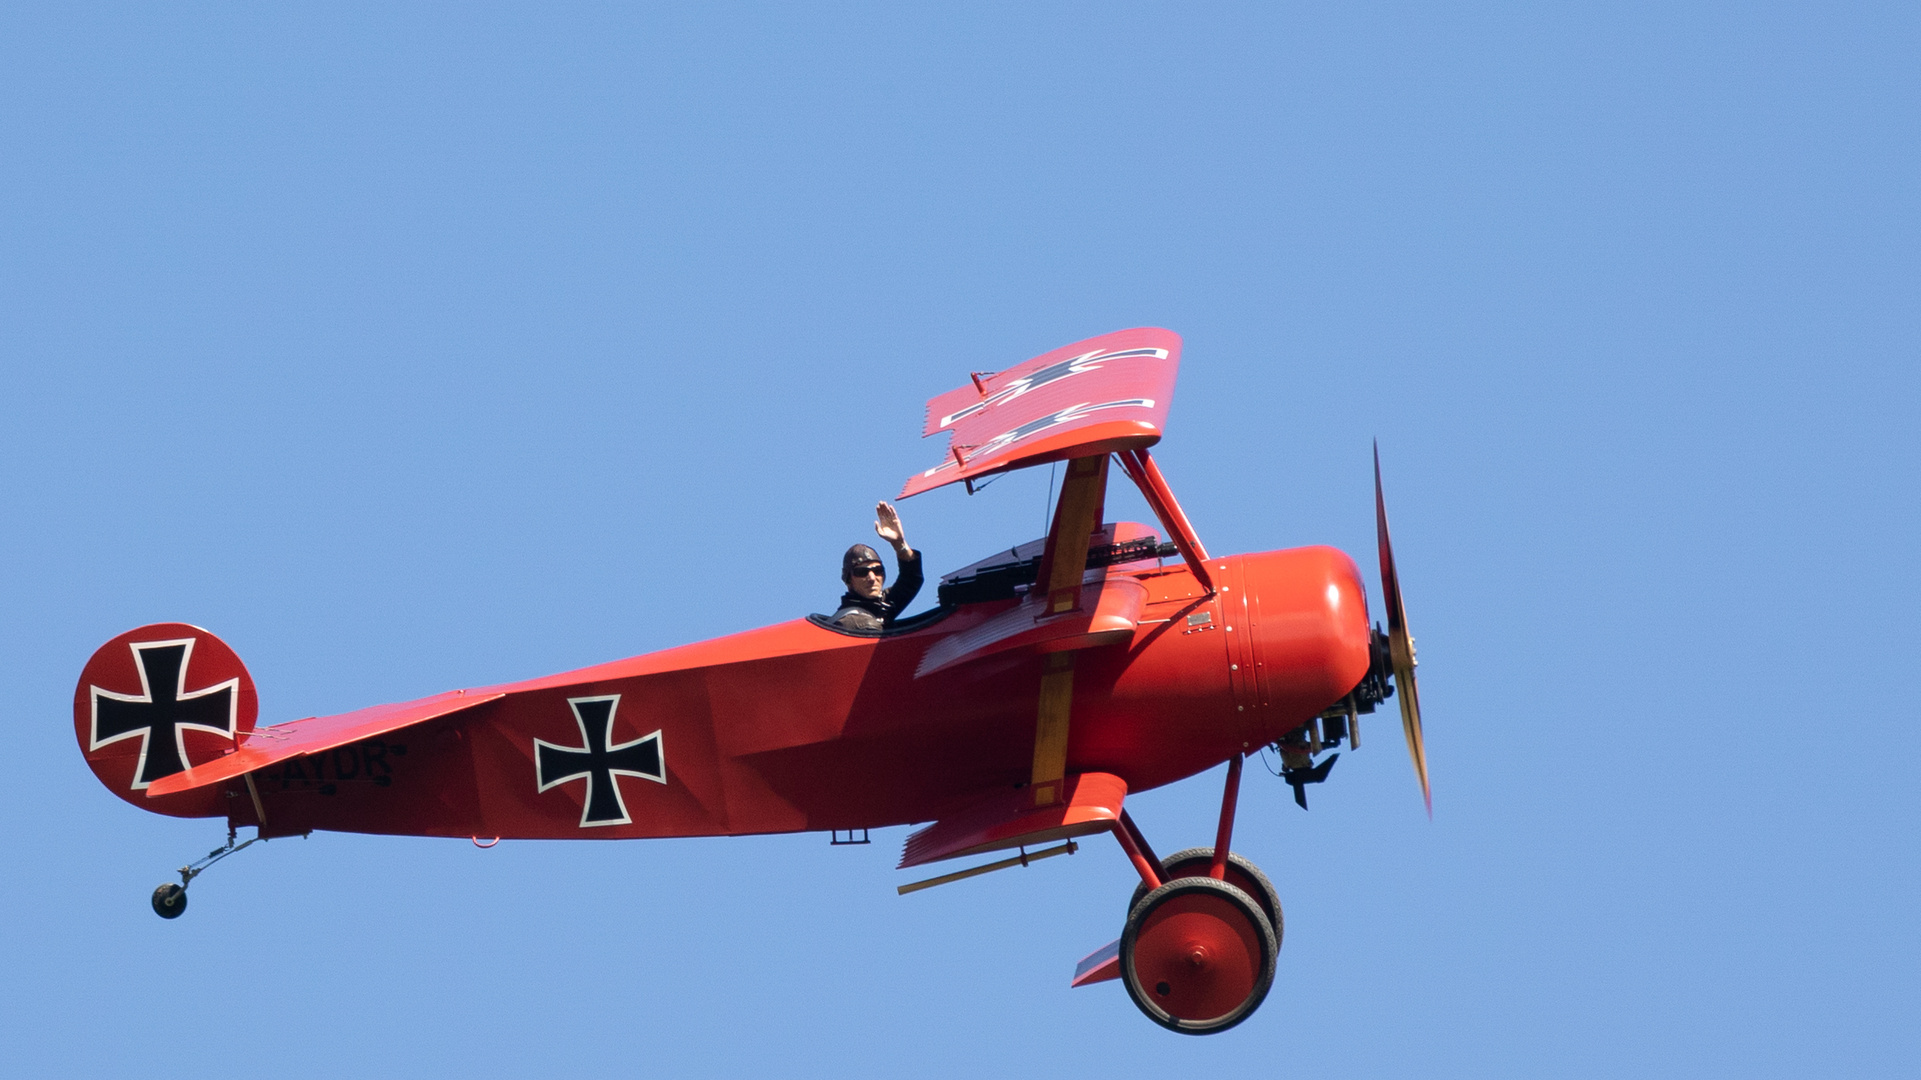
[
  {"xmin": 534, "ymin": 696, "xmax": 664, "ymax": 827},
  {"xmin": 90, "ymin": 638, "xmax": 237, "ymax": 789}
]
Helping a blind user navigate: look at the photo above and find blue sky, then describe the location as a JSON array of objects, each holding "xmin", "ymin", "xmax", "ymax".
[{"xmin": 2, "ymin": 4, "xmax": 1915, "ymax": 1076}]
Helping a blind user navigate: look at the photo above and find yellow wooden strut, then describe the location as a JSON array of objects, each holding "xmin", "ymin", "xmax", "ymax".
[
  {"xmin": 1030, "ymin": 652, "xmax": 1076, "ymax": 807},
  {"xmin": 1029, "ymin": 454, "xmax": 1108, "ymax": 807}
]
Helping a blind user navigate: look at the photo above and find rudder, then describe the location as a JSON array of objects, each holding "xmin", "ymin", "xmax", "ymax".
[{"xmin": 74, "ymin": 623, "xmax": 258, "ymax": 819}]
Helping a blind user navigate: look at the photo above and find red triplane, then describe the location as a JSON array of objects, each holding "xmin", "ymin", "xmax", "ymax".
[{"xmin": 73, "ymin": 328, "xmax": 1428, "ymax": 1034}]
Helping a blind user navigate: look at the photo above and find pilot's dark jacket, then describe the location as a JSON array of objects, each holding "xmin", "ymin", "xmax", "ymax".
[{"xmin": 831, "ymin": 551, "xmax": 924, "ymax": 632}]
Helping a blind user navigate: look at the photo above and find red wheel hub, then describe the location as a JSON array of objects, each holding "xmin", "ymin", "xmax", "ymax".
[{"xmin": 1121, "ymin": 875, "xmax": 1276, "ymax": 1033}]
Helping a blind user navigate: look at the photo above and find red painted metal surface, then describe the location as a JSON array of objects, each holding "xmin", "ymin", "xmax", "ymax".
[
  {"xmin": 1119, "ymin": 808, "xmax": 1161, "ymax": 871},
  {"xmin": 1110, "ymin": 818, "xmax": 1165, "ymax": 891},
  {"xmin": 1208, "ymin": 754, "xmax": 1243, "ymax": 880},
  {"xmin": 1117, "ymin": 447, "xmax": 1214, "ymax": 595}
]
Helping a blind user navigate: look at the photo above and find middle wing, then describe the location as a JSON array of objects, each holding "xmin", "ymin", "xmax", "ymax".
[{"xmin": 898, "ymin": 771, "xmax": 1128, "ymax": 868}]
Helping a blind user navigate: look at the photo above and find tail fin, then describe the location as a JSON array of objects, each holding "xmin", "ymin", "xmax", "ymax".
[{"xmin": 74, "ymin": 623, "xmax": 257, "ymax": 819}]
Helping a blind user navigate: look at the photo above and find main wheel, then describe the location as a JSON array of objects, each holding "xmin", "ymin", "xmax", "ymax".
[
  {"xmin": 1129, "ymin": 847, "xmax": 1283, "ymax": 943},
  {"xmin": 151, "ymin": 883, "xmax": 187, "ymax": 919},
  {"xmin": 1121, "ymin": 875, "xmax": 1276, "ymax": 1034}
]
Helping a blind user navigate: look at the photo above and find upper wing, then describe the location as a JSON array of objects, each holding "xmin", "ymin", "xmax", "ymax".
[
  {"xmin": 144, "ymin": 689, "xmax": 505, "ymax": 797},
  {"xmin": 901, "ymin": 328, "xmax": 1182, "ymax": 498}
]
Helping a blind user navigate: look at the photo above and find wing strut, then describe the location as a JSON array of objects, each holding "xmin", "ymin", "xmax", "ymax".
[
  {"xmin": 1115, "ymin": 448, "xmax": 1215, "ymax": 594},
  {"xmin": 1035, "ymin": 455, "xmax": 1110, "ymax": 615},
  {"xmin": 1029, "ymin": 454, "xmax": 1109, "ymax": 807}
]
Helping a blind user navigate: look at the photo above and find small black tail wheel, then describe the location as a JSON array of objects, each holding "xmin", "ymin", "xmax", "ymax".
[{"xmin": 151, "ymin": 883, "xmax": 187, "ymax": 919}]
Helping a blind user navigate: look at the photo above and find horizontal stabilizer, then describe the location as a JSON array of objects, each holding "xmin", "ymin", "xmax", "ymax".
[
  {"xmin": 915, "ymin": 576, "xmax": 1145, "ymax": 678},
  {"xmin": 899, "ymin": 772, "xmax": 1126, "ymax": 868},
  {"xmin": 903, "ymin": 328, "xmax": 1182, "ymax": 498},
  {"xmin": 145, "ymin": 690, "xmax": 506, "ymax": 797}
]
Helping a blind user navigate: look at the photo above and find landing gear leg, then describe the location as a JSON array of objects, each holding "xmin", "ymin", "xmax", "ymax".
[
  {"xmin": 1110, "ymin": 810, "xmax": 1164, "ymax": 891},
  {"xmin": 150, "ymin": 825, "xmax": 264, "ymax": 920},
  {"xmin": 1209, "ymin": 752, "xmax": 1244, "ymax": 880}
]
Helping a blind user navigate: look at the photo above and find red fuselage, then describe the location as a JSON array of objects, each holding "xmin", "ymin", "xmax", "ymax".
[{"xmin": 217, "ymin": 538, "xmax": 1371, "ymax": 840}]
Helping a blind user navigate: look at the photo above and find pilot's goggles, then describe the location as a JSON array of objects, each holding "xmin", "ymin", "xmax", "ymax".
[{"xmin": 851, "ymin": 564, "xmax": 885, "ymax": 577}]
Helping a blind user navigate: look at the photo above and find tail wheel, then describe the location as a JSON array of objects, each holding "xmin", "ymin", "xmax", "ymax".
[
  {"xmin": 1121, "ymin": 876, "xmax": 1276, "ymax": 1034},
  {"xmin": 151, "ymin": 883, "xmax": 187, "ymax": 919},
  {"xmin": 1128, "ymin": 847, "xmax": 1283, "ymax": 942}
]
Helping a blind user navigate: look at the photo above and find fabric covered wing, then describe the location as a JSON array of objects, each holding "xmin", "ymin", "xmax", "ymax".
[
  {"xmin": 144, "ymin": 689, "xmax": 505, "ymax": 797},
  {"xmin": 914, "ymin": 576, "xmax": 1146, "ymax": 678},
  {"xmin": 902, "ymin": 327, "xmax": 1182, "ymax": 498},
  {"xmin": 898, "ymin": 771, "xmax": 1127, "ymax": 868}
]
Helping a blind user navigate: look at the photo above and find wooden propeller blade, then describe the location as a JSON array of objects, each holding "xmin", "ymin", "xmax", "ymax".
[{"xmin": 1375, "ymin": 442, "xmax": 1431, "ymax": 817}]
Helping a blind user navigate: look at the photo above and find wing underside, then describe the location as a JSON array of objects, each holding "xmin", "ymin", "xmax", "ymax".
[
  {"xmin": 901, "ymin": 327, "xmax": 1182, "ymax": 498},
  {"xmin": 898, "ymin": 772, "xmax": 1127, "ymax": 868}
]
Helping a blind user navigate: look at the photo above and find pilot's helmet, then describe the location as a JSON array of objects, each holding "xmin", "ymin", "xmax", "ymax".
[{"xmin": 842, "ymin": 544, "xmax": 884, "ymax": 584}]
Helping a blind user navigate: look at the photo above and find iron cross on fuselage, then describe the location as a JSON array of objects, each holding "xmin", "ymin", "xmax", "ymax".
[
  {"xmin": 89, "ymin": 639, "xmax": 238, "ymax": 789},
  {"xmin": 534, "ymin": 696, "xmax": 665, "ymax": 827}
]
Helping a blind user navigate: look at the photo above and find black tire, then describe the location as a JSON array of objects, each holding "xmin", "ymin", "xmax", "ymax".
[
  {"xmin": 1129, "ymin": 847, "xmax": 1283, "ymax": 945},
  {"xmin": 151, "ymin": 883, "xmax": 187, "ymax": 919},
  {"xmin": 1120, "ymin": 875, "xmax": 1277, "ymax": 1035}
]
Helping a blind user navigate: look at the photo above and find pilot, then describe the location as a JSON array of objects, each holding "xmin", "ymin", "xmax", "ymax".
[{"xmin": 832, "ymin": 501, "xmax": 923, "ymax": 632}]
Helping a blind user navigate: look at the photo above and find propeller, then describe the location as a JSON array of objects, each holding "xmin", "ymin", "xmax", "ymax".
[{"xmin": 1374, "ymin": 442, "xmax": 1430, "ymax": 817}]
